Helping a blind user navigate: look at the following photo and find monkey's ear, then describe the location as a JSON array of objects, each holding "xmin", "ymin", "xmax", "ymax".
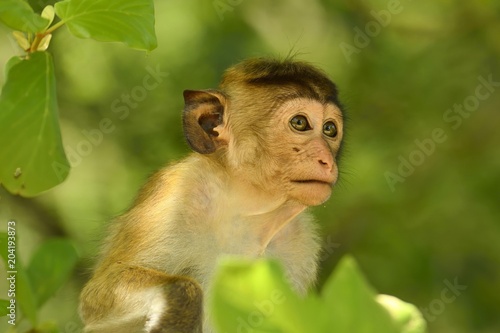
[{"xmin": 182, "ymin": 90, "xmax": 227, "ymax": 154}]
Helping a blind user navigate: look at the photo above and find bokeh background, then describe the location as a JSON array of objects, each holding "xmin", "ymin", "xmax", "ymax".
[{"xmin": 1, "ymin": 0, "xmax": 499, "ymax": 332}]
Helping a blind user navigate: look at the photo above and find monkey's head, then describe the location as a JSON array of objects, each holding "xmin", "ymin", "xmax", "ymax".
[{"xmin": 183, "ymin": 58, "xmax": 344, "ymax": 207}]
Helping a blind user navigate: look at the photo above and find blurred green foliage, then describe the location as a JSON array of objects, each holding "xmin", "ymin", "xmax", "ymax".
[
  {"xmin": 212, "ymin": 256, "xmax": 427, "ymax": 333},
  {"xmin": 0, "ymin": 233, "xmax": 77, "ymax": 331},
  {"xmin": 0, "ymin": 0, "xmax": 499, "ymax": 332}
]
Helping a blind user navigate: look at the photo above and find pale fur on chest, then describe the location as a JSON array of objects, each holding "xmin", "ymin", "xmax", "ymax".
[
  {"xmin": 125, "ymin": 155, "xmax": 321, "ymax": 295},
  {"xmin": 92, "ymin": 155, "xmax": 322, "ymax": 333}
]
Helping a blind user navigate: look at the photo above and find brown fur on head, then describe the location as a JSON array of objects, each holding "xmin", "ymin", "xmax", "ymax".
[
  {"xmin": 183, "ymin": 57, "xmax": 344, "ymax": 206},
  {"xmin": 219, "ymin": 58, "xmax": 340, "ymax": 104}
]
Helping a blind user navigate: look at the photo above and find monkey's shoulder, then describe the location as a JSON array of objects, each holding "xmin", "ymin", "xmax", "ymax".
[{"xmin": 132, "ymin": 154, "xmax": 224, "ymax": 207}]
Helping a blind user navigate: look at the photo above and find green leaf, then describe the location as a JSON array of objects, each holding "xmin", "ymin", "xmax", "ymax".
[
  {"xmin": 0, "ymin": 299, "xmax": 9, "ymax": 317},
  {"xmin": 0, "ymin": 52, "xmax": 70, "ymax": 197},
  {"xmin": 41, "ymin": 5, "xmax": 55, "ymax": 29},
  {"xmin": 27, "ymin": 238, "xmax": 78, "ymax": 307},
  {"xmin": 13, "ymin": 31, "xmax": 30, "ymax": 50},
  {"xmin": 211, "ymin": 256, "xmax": 427, "ymax": 333},
  {"xmin": 54, "ymin": 0, "xmax": 157, "ymax": 51},
  {"xmin": 0, "ymin": 232, "xmax": 38, "ymax": 324},
  {"xmin": 37, "ymin": 33, "xmax": 52, "ymax": 51},
  {"xmin": 0, "ymin": 0, "xmax": 49, "ymax": 33},
  {"xmin": 17, "ymin": 261, "xmax": 39, "ymax": 324},
  {"xmin": 4, "ymin": 55, "xmax": 23, "ymax": 73},
  {"xmin": 321, "ymin": 256, "xmax": 400, "ymax": 333},
  {"xmin": 211, "ymin": 258, "xmax": 321, "ymax": 333},
  {"xmin": 28, "ymin": 0, "xmax": 58, "ymax": 14},
  {"xmin": 377, "ymin": 295, "xmax": 427, "ymax": 333}
]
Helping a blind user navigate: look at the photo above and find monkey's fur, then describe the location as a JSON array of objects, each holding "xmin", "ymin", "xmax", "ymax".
[{"xmin": 80, "ymin": 58, "xmax": 344, "ymax": 333}]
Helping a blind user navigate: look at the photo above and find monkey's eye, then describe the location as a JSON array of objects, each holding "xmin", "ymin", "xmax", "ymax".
[
  {"xmin": 290, "ymin": 115, "xmax": 311, "ymax": 131},
  {"xmin": 323, "ymin": 121, "xmax": 338, "ymax": 138}
]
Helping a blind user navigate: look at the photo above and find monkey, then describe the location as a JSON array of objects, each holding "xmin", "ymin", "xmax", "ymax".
[{"xmin": 79, "ymin": 57, "xmax": 345, "ymax": 333}]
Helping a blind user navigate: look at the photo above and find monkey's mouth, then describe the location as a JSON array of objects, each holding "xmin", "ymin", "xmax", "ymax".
[{"xmin": 292, "ymin": 180, "xmax": 333, "ymax": 186}]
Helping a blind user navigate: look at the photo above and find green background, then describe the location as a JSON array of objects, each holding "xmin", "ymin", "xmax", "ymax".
[{"xmin": 1, "ymin": 0, "xmax": 499, "ymax": 332}]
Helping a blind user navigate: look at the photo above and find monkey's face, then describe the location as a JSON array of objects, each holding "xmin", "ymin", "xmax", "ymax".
[
  {"xmin": 266, "ymin": 98, "xmax": 343, "ymax": 206},
  {"xmin": 182, "ymin": 87, "xmax": 344, "ymax": 208}
]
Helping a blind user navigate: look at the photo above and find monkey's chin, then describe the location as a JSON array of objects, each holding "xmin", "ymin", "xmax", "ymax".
[{"xmin": 289, "ymin": 181, "xmax": 332, "ymax": 206}]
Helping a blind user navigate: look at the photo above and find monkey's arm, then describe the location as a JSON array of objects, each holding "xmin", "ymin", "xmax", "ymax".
[
  {"xmin": 80, "ymin": 163, "xmax": 206, "ymax": 333},
  {"xmin": 80, "ymin": 262, "xmax": 202, "ymax": 333}
]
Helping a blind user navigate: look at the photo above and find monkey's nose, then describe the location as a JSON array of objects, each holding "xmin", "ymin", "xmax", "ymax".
[
  {"xmin": 312, "ymin": 138, "xmax": 334, "ymax": 172},
  {"xmin": 317, "ymin": 148, "xmax": 334, "ymax": 172},
  {"xmin": 318, "ymin": 157, "xmax": 333, "ymax": 172}
]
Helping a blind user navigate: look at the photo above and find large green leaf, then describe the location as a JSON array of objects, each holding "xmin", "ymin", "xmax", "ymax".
[
  {"xmin": 321, "ymin": 256, "xmax": 400, "ymax": 333},
  {"xmin": 0, "ymin": 0, "xmax": 49, "ymax": 33},
  {"xmin": 211, "ymin": 256, "xmax": 428, "ymax": 333},
  {"xmin": 27, "ymin": 238, "xmax": 78, "ymax": 307},
  {"xmin": 0, "ymin": 52, "xmax": 69, "ymax": 197},
  {"xmin": 0, "ymin": 232, "xmax": 38, "ymax": 325},
  {"xmin": 211, "ymin": 258, "xmax": 324, "ymax": 333},
  {"xmin": 54, "ymin": 0, "xmax": 157, "ymax": 51}
]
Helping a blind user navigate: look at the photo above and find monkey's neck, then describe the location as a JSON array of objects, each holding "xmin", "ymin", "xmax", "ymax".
[
  {"xmin": 225, "ymin": 180, "xmax": 306, "ymax": 255},
  {"xmin": 244, "ymin": 201, "xmax": 306, "ymax": 255}
]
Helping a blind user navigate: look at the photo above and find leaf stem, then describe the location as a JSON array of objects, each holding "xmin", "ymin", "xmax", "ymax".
[
  {"xmin": 45, "ymin": 20, "xmax": 65, "ymax": 34},
  {"xmin": 29, "ymin": 34, "xmax": 43, "ymax": 53},
  {"xmin": 28, "ymin": 20, "xmax": 65, "ymax": 53}
]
